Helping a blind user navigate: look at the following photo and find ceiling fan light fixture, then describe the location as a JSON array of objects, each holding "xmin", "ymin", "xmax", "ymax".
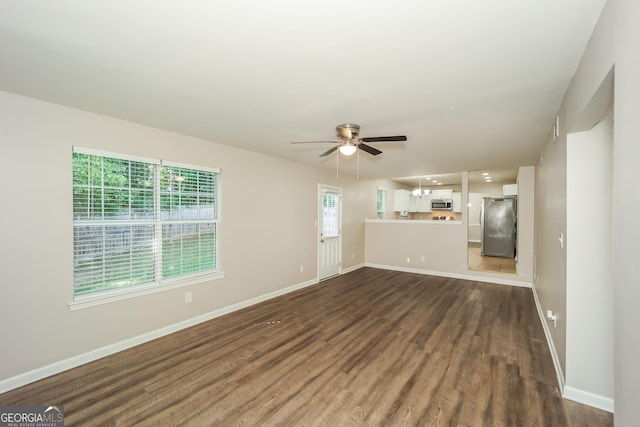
[{"xmin": 339, "ymin": 144, "xmax": 357, "ymax": 156}]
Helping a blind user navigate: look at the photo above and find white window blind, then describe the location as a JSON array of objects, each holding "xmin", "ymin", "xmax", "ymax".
[
  {"xmin": 72, "ymin": 148, "xmax": 219, "ymax": 297},
  {"xmin": 322, "ymin": 193, "xmax": 339, "ymax": 237}
]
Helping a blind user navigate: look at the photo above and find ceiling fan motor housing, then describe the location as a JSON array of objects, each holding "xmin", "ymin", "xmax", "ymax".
[{"xmin": 336, "ymin": 123, "xmax": 360, "ymax": 140}]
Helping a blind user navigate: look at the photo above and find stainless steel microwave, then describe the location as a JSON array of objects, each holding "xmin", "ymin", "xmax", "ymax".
[{"xmin": 431, "ymin": 199, "xmax": 453, "ymax": 210}]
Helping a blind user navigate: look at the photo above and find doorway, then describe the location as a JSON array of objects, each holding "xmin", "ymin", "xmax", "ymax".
[
  {"xmin": 318, "ymin": 185, "xmax": 342, "ymax": 281},
  {"xmin": 466, "ymin": 170, "xmax": 518, "ymax": 274}
]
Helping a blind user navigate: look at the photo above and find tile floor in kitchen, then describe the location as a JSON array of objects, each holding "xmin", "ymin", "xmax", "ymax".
[{"xmin": 467, "ymin": 242, "xmax": 517, "ymax": 274}]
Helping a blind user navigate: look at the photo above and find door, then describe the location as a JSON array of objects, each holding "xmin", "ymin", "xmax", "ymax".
[{"xmin": 318, "ymin": 186, "xmax": 342, "ymax": 280}]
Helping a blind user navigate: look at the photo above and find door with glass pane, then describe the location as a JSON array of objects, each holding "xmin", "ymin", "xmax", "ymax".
[{"xmin": 319, "ymin": 186, "xmax": 341, "ymax": 280}]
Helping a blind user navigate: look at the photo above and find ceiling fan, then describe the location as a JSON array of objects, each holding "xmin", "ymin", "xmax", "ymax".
[{"xmin": 291, "ymin": 123, "xmax": 407, "ymax": 157}]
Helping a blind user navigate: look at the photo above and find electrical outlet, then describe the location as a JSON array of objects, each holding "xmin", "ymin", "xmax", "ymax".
[
  {"xmin": 185, "ymin": 292, "xmax": 192, "ymax": 304},
  {"xmin": 406, "ymin": 257, "xmax": 410, "ymax": 264},
  {"xmin": 299, "ymin": 265, "xmax": 304, "ymax": 273},
  {"xmin": 546, "ymin": 310, "xmax": 557, "ymax": 328},
  {"xmin": 420, "ymin": 255, "xmax": 425, "ymax": 262}
]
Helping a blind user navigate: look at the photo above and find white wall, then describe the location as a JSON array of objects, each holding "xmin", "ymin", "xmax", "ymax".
[
  {"xmin": 535, "ymin": 0, "xmax": 640, "ymax": 420},
  {"xmin": 535, "ymin": 129, "xmax": 569, "ymax": 375},
  {"xmin": 565, "ymin": 117, "xmax": 614, "ymax": 408},
  {"xmin": 534, "ymin": 0, "xmax": 614, "ymax": 389},
  {"xmin": 0, "ymin": 90, "xmax": 367, "ymax": 387},
  {"xmin": 612, "ymin": 0, "xmax": 640, "ymax": 422},
  {"xmin": 365, "ymin": 221, "xmax": 469, "ymax": 275},
  {"xmin": 516, "ymin": 166, "xmax": 535, "ymax": 284}
]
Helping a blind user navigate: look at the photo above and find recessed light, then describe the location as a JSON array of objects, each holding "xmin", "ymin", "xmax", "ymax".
[{"xmin": 482, "ymin": 172, "xmax": 489, "ymax": 176}]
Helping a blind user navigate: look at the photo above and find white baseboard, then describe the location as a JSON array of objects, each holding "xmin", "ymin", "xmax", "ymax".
[
  {"xmin": 341, "ymin": 263, "xmax": 365, "ymax": 275},
  {"xmin": 0, "ymin": 277, "xmax": 319, "ymax": 394},
  {"xmin": 364, "ymin": 263, "xmax": 532, "ymax": 288},
  {"xmin": 531, "ymin": 286, "xmax": 566, "ymax": 394},
  {"xmin": 563, "ymin": 386, "xmax": 614, "ymax": 413}
]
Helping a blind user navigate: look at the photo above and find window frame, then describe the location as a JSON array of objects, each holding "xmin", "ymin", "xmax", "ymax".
[
  {"xmin": 377, "ymin": 187, "xmax": 387, "ymax": 220},
  {"xmin": 69, "ymin": 147, "xmax": 224, "ymax": 310}
]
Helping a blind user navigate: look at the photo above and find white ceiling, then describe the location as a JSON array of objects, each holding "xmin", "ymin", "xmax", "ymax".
[{"xmin": 0, "ymin": 1, "xmax": 606, "ymax": 181}]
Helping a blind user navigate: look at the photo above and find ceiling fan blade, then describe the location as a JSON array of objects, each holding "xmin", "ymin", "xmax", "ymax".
[
  {"xmin": 360, "ymin": 135, "xmax": 407, "ymax": 142},
  {"xmin": 291, "ymin": 140, "xmax": 338, "ymax": 144},
  {"xmin": 319, "ymin": 146, "xmax": 338, "ymax": 157},
  {"xmin": 358, "ymin": 143, "xmax": 382, "ymax": 156}
]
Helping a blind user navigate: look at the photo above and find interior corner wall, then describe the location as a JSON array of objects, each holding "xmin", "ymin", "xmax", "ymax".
[
  {"xmin": 534, "ymin": 0, "xmax": 614, "ymax": 390},
  {"xmin": 535, "ymin": 0, "xmax": 640, "ymax": 420}
]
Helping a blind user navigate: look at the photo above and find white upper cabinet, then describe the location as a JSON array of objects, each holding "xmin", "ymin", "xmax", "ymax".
[
  {"xmin": 416, "ymin": 195, "xmax": 432, "ymax": 212},
  {"xmin": 431, "ymin": 189, "xmax": 453, "ymax": 200},
  {"xmin": 394, "ymin": 189, "xmax": 410, "ymax": 211},
  {"xmin": 503, "ymin": 184, "xmax": 518, "ymax": 196},
  {"xmin": 409, "ymin": 194, "xmax": 417, "ymax": 212},
  {"xmin": 452, "ymin": 192, "xmax": 462, "ymax": 213}
]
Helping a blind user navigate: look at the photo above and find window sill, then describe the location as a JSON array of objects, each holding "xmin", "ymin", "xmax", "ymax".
[{"xmin": 68, "ymin": 271, "xmax": 226, "ymax": 311}]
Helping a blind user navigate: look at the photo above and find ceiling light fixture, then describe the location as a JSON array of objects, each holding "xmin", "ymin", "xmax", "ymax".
[
  {"xmin": 413, "ymin": 178, "xmax": 426, "ymax": 197},
  {"xmin": 339, "ymin": 144, "xmax": 357, "ymax": 156}
]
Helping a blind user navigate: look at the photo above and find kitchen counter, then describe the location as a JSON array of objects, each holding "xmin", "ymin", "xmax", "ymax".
[{"xmin": 366, "ymin": 219, "xmax": 463, "ymax": 225}]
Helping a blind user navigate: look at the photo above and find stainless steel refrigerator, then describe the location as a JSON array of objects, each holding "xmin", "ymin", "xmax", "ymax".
[{"xmin": 481, "ymin": 197, "xmax": 517, "ymax": 258}]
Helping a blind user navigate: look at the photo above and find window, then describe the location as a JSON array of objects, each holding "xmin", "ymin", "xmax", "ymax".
[
  {"xmin": 322, "ymin": 192, "xmax": 340, "ymax": 237},
  {"xmin": 377, "ymin": 187, "xmax": 387, "ymax": 219},
  {"xmin": 72, "ymin": 147, "xmax": 219, "ymax": 300}
]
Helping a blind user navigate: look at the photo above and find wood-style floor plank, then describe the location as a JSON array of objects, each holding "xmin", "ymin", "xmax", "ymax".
[{"xmin": 0, "ymin": 268, "xmax": 613, "ymax": 426}]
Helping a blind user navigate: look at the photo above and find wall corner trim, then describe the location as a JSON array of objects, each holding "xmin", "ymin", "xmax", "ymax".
[
  {"xmin": 364, "ymin": 263, "xmax": 532, "ymax": 288},
  {"xmin": 0, "ymin": 277, "xmax": 319, "ymax": 394},
  {"xmin": 531, "ymin": 286, "xmax": 567, "ymax": 395},
  {"xmin": 563, "ymin": 386, "xmax": 614, "ymax": 413}
]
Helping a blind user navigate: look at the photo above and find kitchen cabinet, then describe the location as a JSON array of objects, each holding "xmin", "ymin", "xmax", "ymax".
[
  {"xmin": 395, "ymin": 190, "xmax": 431, "ymax": 213},
  {"xmin": 431, "ymin": 189, "xmax": 453, "ymax": 200},
  {"xmin": 452, "ymin": 192, "xmax": 462, "ymax": 213},
  {"xmin": 394, "ymin": 189, "xmax": 410, "ymax": 211},
  {"xmin": 416, "ymin": 195, "xmax": 432, "ymax": 212},
  {"xmin": 409, "ymin": 194, "xmax": 417, "ymax": 212},
  {"xmin": 503, "ymin": 184, "xmax": 517, "ymax": 196}
]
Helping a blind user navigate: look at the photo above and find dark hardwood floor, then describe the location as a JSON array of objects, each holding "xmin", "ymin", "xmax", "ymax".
[{"xmin": 0, "ymin": 268, "xmax": 613, "ymax": 426}]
